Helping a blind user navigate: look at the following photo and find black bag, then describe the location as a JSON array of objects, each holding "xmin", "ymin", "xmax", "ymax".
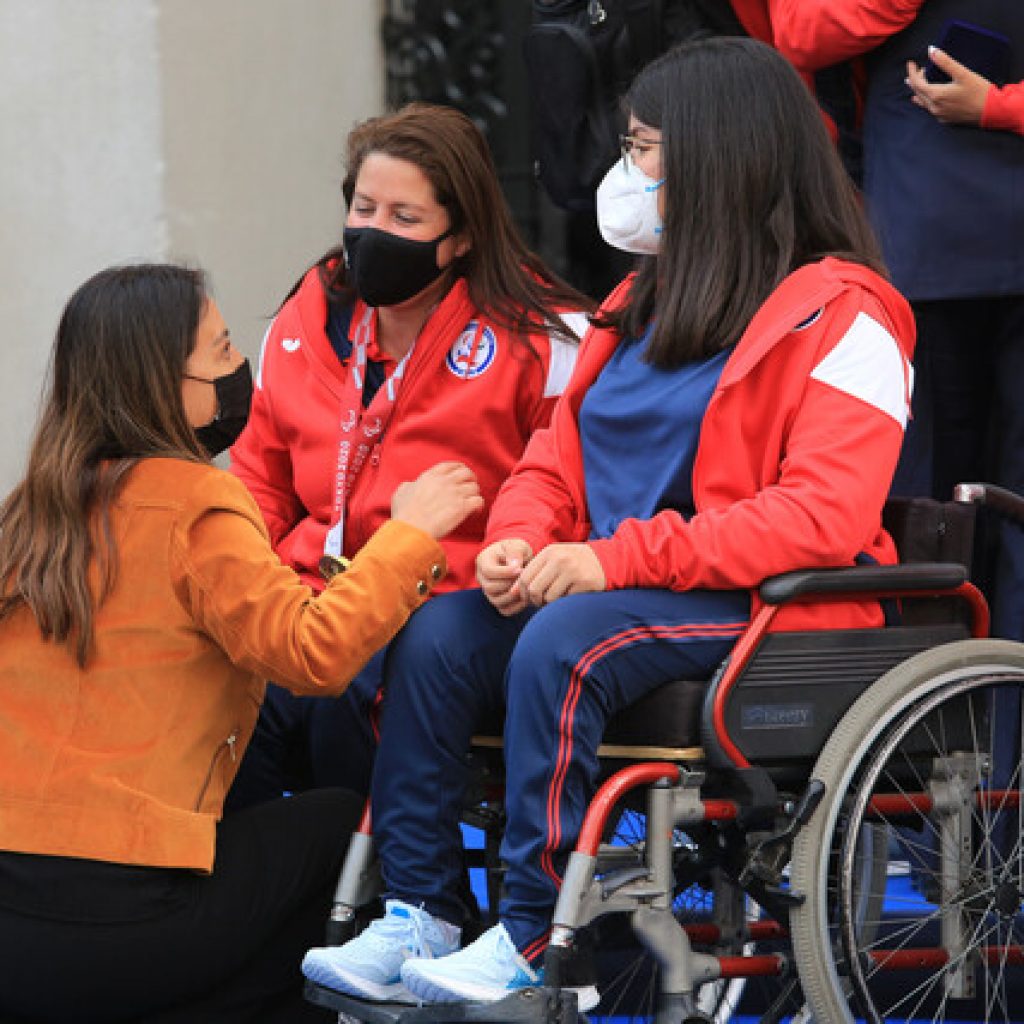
[
  {"xmin": 883, "ymin": 496, "xmax": 976, "ymax": 571},
  {"xmin": 523, "ymin": 0, "xmax": 745, "ymax": 212},
  {"xmin": 882, "ymin": 496, "xmax": 978, "ymax": 627}
]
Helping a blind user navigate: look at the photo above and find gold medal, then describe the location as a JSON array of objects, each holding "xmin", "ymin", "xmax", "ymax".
[{"xmin": 318, "ymin": 554, "xmax": 351, "ymax": 582}]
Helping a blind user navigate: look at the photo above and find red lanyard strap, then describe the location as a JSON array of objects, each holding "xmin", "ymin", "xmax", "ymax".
[{"xmin": 321, "ymin": 309, "xmax": 413, "ymax": 580}]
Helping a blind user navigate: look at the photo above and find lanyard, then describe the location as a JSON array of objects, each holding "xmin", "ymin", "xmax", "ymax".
[{"xmin": 319, "ymin": 308, "xmax": 413, "ymax": 581}]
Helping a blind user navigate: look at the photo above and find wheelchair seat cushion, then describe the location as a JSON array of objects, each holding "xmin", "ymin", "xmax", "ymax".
[{"xmin": 600, "ymin": 677, "xmax": 706, "ymax": 751}]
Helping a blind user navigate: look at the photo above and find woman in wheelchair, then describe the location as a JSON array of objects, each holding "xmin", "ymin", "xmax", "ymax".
[
  {"xmin": 0, "ymin": 264, "xmax": 482, "ymax": 1023},
  {"xmin": 302, "ymin": 36, "xmax": 916, "ymax": 1008}
]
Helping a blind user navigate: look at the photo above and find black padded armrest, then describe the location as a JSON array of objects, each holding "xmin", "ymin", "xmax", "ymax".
[{"xmin": 759, "ymin": 562, "xmax": 967, "ymax": 606}]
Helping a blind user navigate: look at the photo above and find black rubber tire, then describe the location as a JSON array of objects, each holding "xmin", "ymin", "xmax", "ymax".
[{"xmin": 790, "ymin": 639, "xmax": 1024, "ymax": 1023}]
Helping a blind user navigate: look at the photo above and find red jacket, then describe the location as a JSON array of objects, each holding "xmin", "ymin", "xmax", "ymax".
[
  {"xmin": 485, "ymin": 258, "xmax": 916, "ymax": 633},
  {"xmin": 231, "ymin": 269, "xmax": 583, "ymax": 591},
  {"xmin": 764, "ymin": 0, "xmax": 927, "ymax": 70},
  {"xmin": 984, "ymin": 82, "xmax": 1024, "ymax": 135}
]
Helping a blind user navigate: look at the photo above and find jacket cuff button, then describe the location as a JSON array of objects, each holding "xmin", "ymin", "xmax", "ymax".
[
  {"xmin": 430, "ymin": 563, "xmax": 443, "ymax": 581},
  {"xmin": 416, "ymin": 580, "xmax": 429, "ymax": 597}
]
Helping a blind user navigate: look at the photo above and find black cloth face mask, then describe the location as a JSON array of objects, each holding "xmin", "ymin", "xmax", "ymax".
[
  {"xmin": 192, "ymin": 359, "xmax": 254, "ymax": 458},
  {"xmin": 342, "ymin": 225, "xmax": 454, "ymax": 308}
]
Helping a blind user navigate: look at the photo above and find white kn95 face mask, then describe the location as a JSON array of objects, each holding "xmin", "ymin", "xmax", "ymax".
[{"xmin": 595, "ymin": 158, "xmax": 664, "ymax": 255}]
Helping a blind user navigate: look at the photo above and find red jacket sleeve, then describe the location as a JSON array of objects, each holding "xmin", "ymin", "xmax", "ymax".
[
  {"xmin": 770, "ymin": 0, "xmax": 927, "ymax": 71},
  {"xmin": 983, "ymin": 81, "xmax": 1024, "ymax": 136},
  {"xmin": 228, "ymin": 327, "xmax": 305, "ymax": 548},
  {"xmin": 483, "ymin": 409, "xmax": 585, "ymax": 556}
]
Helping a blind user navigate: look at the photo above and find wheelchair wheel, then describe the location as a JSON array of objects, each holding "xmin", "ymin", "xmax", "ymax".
[
  {"xmin": 790, "ymin": 639, "xmax": 1024, "ymax": 1023},
  {"xmin": 587, "ymin": 807, "xmax": 751, "ymax": 1023}
]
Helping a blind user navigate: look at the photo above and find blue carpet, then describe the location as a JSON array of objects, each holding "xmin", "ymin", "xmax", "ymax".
[{"xmin": 463, "ymin": 826, "xmax": 1003, "ymax": 1022}]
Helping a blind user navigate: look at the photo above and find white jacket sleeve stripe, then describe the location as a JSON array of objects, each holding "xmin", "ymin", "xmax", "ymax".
[
  {"xmin": 544, "ymin": 312, "xmax": 588, "ymax": 398},
  {"xmin": 809, "ymin": 311, "xmax": 911, "ymax": 428},
  {"xmin": 254, "ymin": 322, "xmax": 274, "ymax": 391}
]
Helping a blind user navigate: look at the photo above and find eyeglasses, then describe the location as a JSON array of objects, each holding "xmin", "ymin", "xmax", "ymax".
[{"xmin": 619, "ymin": 134, "xmax": 663, "ymax": 164}]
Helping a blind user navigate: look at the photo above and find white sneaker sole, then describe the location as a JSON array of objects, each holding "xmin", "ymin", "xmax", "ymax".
[
  {"xmin": 302, "ymin": 952, "xmax": 419, "ymax": 1004},
  {"xmin": 401, "ymin": 969, "xmax": 599, "ymax": 1013}
]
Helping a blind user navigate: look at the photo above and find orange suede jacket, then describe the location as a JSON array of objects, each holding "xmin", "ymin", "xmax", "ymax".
[{"xmin": 0, "ymin": 458, "xmax": 445, "ymax": 872}]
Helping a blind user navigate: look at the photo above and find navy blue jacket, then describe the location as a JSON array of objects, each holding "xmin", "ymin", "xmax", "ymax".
[{"xmin": 863, "ymin": 0, "xmax": 1024, "ymax": 300}]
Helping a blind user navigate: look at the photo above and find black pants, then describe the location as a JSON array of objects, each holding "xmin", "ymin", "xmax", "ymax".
[
  {"xmin": 225, "ymin": 652, "xmax": 384, "ymax": 813},
  {"xmin": 0, "ymin": 789, "xmax": 358, "ymax": 1023}
]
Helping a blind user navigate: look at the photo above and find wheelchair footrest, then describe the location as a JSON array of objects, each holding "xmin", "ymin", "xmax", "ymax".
[{"xmin": 304, "ymin": 982, "xmax": 579, "ymax": 1024}]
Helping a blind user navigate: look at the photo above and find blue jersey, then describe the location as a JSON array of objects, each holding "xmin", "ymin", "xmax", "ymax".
[{"xmin": 579, "ymin": 326, "xmax": 730, "ymax": 540}]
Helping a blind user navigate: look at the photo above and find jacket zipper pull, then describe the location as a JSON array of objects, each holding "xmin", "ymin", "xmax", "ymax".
[{"xmin": 227, "ymin": 733, "xmax": 238, "ymax": 762}]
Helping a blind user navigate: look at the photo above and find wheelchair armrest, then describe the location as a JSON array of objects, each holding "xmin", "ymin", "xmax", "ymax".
[
  {"xmin": 759, "ymin": 562, "xmax": 967, "ymax": 606},
  {"xmin": 954, "ymin": 482, "xmax": 1024, "ymax": 527}
]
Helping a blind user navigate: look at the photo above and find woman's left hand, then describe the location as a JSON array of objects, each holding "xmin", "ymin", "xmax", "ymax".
[{"xmin": 516, "ymin": 543, "xmax": 606, "ymax": 607}]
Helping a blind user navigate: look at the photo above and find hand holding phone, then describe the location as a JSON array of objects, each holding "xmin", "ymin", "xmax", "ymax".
[
  {"xmin": 907, "ymin": 44, "xmax": 995, "ymax": 127},
  {"xmin": 924, "ymin": 19, "xmax": 1011, "ymax": 85}
]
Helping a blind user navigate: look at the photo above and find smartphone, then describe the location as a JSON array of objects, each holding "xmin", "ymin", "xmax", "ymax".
[{"xmin": 925, "ymin": 19, "xmax": 1012, "ymax": 85}]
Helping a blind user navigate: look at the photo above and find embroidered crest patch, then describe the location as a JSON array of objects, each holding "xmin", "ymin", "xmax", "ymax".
[{"xmin": 446, "ymin": 322, "xmax": 497, "ymax": 379}]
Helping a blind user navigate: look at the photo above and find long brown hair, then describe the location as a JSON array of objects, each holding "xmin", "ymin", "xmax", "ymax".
[
  {"xmin": 297, "ymin": 102, "xmax": 594, "ymax": 343},
  {"xmin": 605, "ymin": 37, "xmax": 885, "ymax": 367},
  {"xmin": 0, "ymin": 264, "xmax": 209, "ymax": 665}
]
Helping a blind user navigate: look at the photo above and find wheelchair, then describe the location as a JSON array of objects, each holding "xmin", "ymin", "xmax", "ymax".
[{"xmin": 306, "ymin": 483, "xmax": 1024, "ymax": 1024}]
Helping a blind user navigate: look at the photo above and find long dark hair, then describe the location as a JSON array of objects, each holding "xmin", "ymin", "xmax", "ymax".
[
  {"xmin": 0, "ymin": 264, "xmax": 209, "ymax": 665},
  {"xmin": 606, "ymin": 36, "xmax": 885, "ymax": 367},
  {"xmin": 291, "ymin": 102, "xmax": 594, "ymax": 342}
]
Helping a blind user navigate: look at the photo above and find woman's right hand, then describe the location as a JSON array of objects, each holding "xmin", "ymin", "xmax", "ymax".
[
  {"xmin": 476, "ymin": 538, "xmax": 533, "ymax": 615},
  {"xmin": 390, "ymin": 462, "xmax": 484, "ymax": 540}
]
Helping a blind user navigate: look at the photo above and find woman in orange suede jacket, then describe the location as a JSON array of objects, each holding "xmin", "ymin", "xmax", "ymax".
[{"xmin": 0, "ymin": 264, "xmax": 482, "ymax": 1024}]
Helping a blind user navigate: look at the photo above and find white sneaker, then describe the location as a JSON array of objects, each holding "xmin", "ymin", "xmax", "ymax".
[
  {"xmin": 400, "ymin": 923, "xmax": 599, "ymax": 1011},
  {"xmin": 301, "ymin": 900, "xmax": 460, "ymax": 1003}
]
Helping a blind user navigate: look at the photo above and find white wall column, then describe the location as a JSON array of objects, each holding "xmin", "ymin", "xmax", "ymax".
[{"xmin": 0, "ymin": 0, "xmax": 382, "ymax": 493}]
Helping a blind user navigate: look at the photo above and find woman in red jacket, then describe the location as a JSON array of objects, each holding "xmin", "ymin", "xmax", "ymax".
[
  {"xmin": 303, "ymin": 37, "xmax": 915, "ymax": 1008},
  {"xmin": 227, "ymin": 103, "xmax": 593, "ymax": 807}
]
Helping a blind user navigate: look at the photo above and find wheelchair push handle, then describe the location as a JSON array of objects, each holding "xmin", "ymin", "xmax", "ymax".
[{"xmin": 954, "ymin": 481, "xmax": 1024, "ymax": 527}]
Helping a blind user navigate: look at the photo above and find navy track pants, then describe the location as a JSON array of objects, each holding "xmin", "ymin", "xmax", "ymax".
[{"xmin": 372, "ymin": 586, "xmax": 748, "ymax": 961}]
